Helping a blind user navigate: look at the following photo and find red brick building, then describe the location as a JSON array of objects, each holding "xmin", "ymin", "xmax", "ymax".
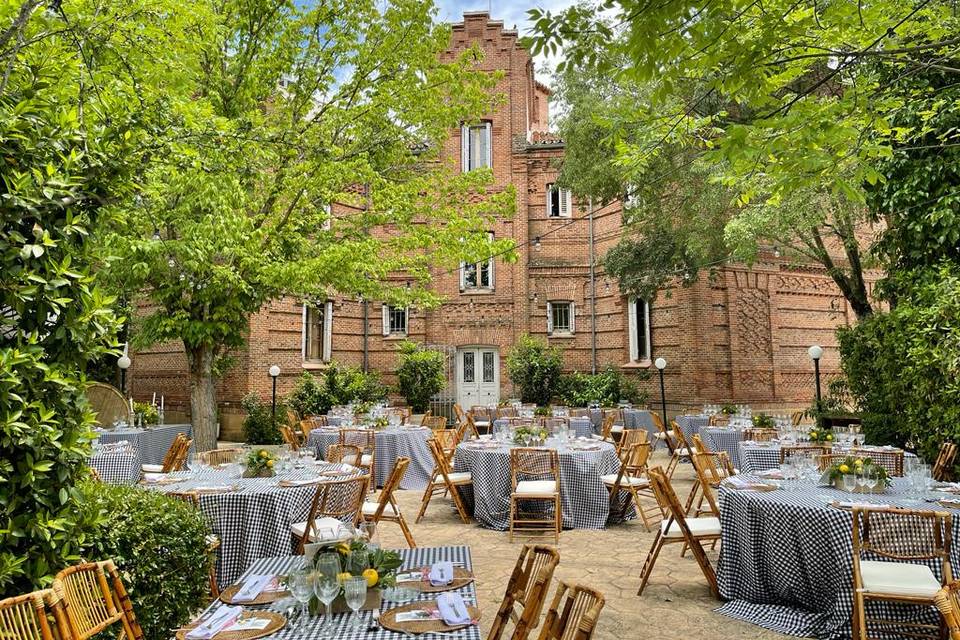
[{"xmin": 129, "ymin": 12, "xmax": 875, "ymax": 439}]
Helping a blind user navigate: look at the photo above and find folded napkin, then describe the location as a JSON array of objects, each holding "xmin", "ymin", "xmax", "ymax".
[
  {"xmin": 185, "ymin": 606, "xmax": 242, "ymax": 640},
  {"xmin": 428, "ymin": 561, "xmax": 454, "ymax": 586},
  {"xmin": 142, "ymin": 473, "xmax": 168, "ymax": 484},
  {"xmin": 194, "ymin": 485, "xmax": 234, "ymax": 493},
  {"xmin": 232, "ymin": 575, "xmax": 273, "ymax": 603},
  {"xmin": 836, "ymin": 501, "xmax": 891, "ymax": 509},
  {"xmin": 280, "ymin": 478, "xmax": 321, "ymax": 487},
  {"xmin": 435, "ymin": 593, "xmax": 471, "ymax": 626},
  {"xmin": 756, "ymin": 469, "xmax": 784, "ymax": 479},
  {"xmin": 311, "ymin": 516, "xmax": 346, "ymax": 541},
  {"xmin": 724, "ymin": 476, "xmax": 760, "ymax": 490}
]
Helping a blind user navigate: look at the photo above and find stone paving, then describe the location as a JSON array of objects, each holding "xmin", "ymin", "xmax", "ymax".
[{"xmin": 376, "ymin": 450, "xmax": 794, "ymax": 640}]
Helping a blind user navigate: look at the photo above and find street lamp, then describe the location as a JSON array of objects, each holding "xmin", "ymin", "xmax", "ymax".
[
  {"xmin": 117, "ymin": 343, "xmax": 131, "ymax": 394},
  {"xmin": 269, "ymin": 365, "xmax": 281, "ymax": 430},
  {"xmin": 808, "ymin": 345, "xmax": 823, "ymax": 414},
  {"xmin": 654, "ymin": 357, "xmax": 668, "ymax": 439}
]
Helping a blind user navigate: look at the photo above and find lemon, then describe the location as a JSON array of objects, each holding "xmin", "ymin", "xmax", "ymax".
[
  {"xmin": 266, "ymin": 459, "xmax": 274, "ymax": 468},
  {"xmin": 839, "ymin": 464, "xmax": 850, "ymax": 473},
  {"xmin": 854, "ymin": 458, "xmax": 863, "ymax": 466},
  {"xmin": 810, "ymin": 431, "xmax": 817, "ymax": 438},
  {"xmin": 336, "ymin": 543, "xmax": 351, "ymax": 555},
  {"xmin": 825, "ymin": 434, "xmax": 833, "ymax": 441},
  {"xmin": 259, "ymin": 450, "xmax": 268, "ymax": 458},
  {"xmin": 337, "ymin": 572, "xmax": 351, "ymax": 583},
  {"xmin": 362, "ymin": 568, "xmax": 379, "ymax": 587}
]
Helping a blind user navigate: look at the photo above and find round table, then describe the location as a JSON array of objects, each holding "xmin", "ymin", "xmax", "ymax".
[
  {"xmin": 717, "ymin": 477, "xmax": 958, "ymax": 639},
  {"xmin": 93, "ymin": 423, "xmax": 193, "ymax": 466},
  {"xmin": 453, "ymin": 439, "xmax": 625, "ymax": 531},
  {"xmin": 89, "ymin": 446, "xmax": 142, "ymax": 484},
  {"xmin": 492, "ymin": 417, "xmax": 594, "ymax": 439},
  {"xmin": 702, "ymin": 427, "xmax": 745, "ymax": 469},
  {"xmin": 675, "ymin": 414, "xmax": 710, "ymax": 441},
  {"xmin": 145, "ymin": 463, "xmax": 360, "ymax": 585},
  {"xmin": 623, "ymin": 409, "xmax": 656, "ymax": 440},
  {"xmin": 307, "ymin": 427, "xmax": 433, "ymax": 489}
]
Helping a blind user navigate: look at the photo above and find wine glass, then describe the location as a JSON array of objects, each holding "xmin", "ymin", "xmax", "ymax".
[
  {"xmin": 862, "ymin": 467, "xmax": 877, "ymax": 493},
  {"xmin": 357, "ymin": 521, "xmax": 380, "ymax": 550},
  {"xmin": 343, "ymin": 576, "xmax": 367, "ymax": 630},
  {"xmin": 289, "ymin": 569, "xmax": 314, "ymax": 632},
  {"xmin": 841, "ymin": 472, "xmax": 857, "ymax": 493},
  {"xmin": 313, "ymin": 554, "xmax": 341, "ymax": 635}
]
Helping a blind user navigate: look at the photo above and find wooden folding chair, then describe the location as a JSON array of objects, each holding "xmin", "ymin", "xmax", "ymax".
[
  {"xmin": 935, "ymin": 581, "xmax": 960, "ymax": 640},
  {"xmin": 592, "ymin": 413, "xmax": 616, "ymax": 443},
  {"xmin": 691, "ymin": 433, "xmax": 711, "ymax": 454},
  {"xmin": 934, "ymin": 443, "xmax": 958, "ymax": 482},
  {"xmin": 0, "ymin": 590, "xmax": 67, "ymax": 640},
  {"xmin": 851, "ymin": 448, "xmax": 904, "ymax": 477},
  {"xmin": 469, "ymin": 406, "xmax": 493, "ymax": 433},
  {"xmin": 689, "ymin": 452, "xmax": 734, "ymax": 517},
  {"xmin": 419, "ymin": 410, "xmax": 433, "ymax": 426},
  {"xmin": 340, "ymin": 429, "xmax": 375, "ymax": 478},
  {"xmin": 665, "ymin": 421, "xmax": 693, "ymax": 479},
  {"xmin": 616, "ymin": 428, "xmax": 648, "ymax": 455},
  {"xmin": 423, "ymin": 415, "xmax": 448, "ymax": 431},
  {"xmin": 498, "ymin": 406, "xmax": 519, "ymax": 419},
  {"xmin": 53, "ymin": 560, "xmax": 144, "ymax": 640},
  {"xmin": 742, "ymin": 428, "xmax": 778, "ymax": 442},
  {"xmin": 456, "ymin": 415, "xmax": 481, "ymax": 442},
  {"xmin": 791, "ymin": 410, "xmax": 806, "ymax": 426},
  {"xmin": 637, "ymin": 467, "xmax": 720, "ymax": 598},
  {"xmin": 535, "ymin": 581, "xmax": 605, "ymax": 640},
  {"xmin": 488, "ymin": 545, "xmax": 560, "ymax": 640},
  {"xmin": 291, "ymin": 476, "xmax": 369, "ymax": 553},
  {"xmin": 509, "ymin": 448, "xmax": 562, "ymax": 544},
  {"xmin": 434, "ymin": 428, "xmax": 461, "ymax": 462},
  {"xmin": 279, "ymin": 425, "xmax": 301, "ymax": 451},
  {"xmin": 141, "ymin": 433, "xmax": 188, "ymax": 473},
  {"xmin": 453, "ymin": 404, "xmax": 467, "ymax": 424},
  {"xmin": 198, "ymin": 447, "xmax": 244, "ymax": 467},
  {"xmin": 417, "ymin": 438, "xmax": 472, "ymax": 524},
  {"xmin": 361, "ymin": 457, "xmax": 415, "ymax": 548},
  {"xmin": 603, "ymin": 442, "xmax": 660, "ymax": 531},
  {"xmin": 852, "ymin": 507, "xmax": 953, "ymax": 640},
  {"xmin": 650, "ymin": 411, "xmax": 675, "ymax": 454}
]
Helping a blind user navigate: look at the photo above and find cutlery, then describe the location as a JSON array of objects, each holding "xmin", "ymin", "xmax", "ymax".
[{"xmin": 367, "ymin": 610, "xmax": 382, "ymax": 632}]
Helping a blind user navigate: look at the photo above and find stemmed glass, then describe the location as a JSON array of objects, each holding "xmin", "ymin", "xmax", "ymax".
[
  {"xmin": 862, "ymin": 467, "xmax": 878, "ymax": 493},
  {"xmin": 313, "ymin": 554, "xmax": 341, "ymax": 637},
  {"xmin": 841, "ymin": 471, "xmax": 857, "ymax": 493},
  {"xmin": 357, "ymin": 521, "xmax": 380, "ymax": 551},
  {"xmin": 289, "ymin": 569, "xmax": 314, "ymax": 632},
  {"xmin": 343, "ymin": 576, "xmax": 367, "ymax": 630}
]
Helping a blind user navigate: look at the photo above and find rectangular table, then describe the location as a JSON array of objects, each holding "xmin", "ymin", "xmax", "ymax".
[{"xmin": 202, "ymin": 546, "xmax": 482, "ymax": 640}]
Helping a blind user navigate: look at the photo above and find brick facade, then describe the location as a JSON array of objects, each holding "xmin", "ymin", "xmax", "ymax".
[{"xmin": 128, "ymin": 12, "xmax": 876, "ymax": 440}]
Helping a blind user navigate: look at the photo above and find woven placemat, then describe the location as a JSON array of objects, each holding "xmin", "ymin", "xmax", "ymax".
[
  {"xmin": 192, "ymin": 485, "xmax": 239, "ymax": 495},
  {"xmin": 175, "ymin": 611, "xmax": 285, "ymax": 640},
  {"xmin": 379, "ymin": 602, "xmax": 481, "ymax": 634},
  {"xmin": 219, "ymin": 584, "xmax": 289, "ymax": 605},
  {"xmin": 141, "ymin": 477, "xmax": 182, "ymax": 486},
  {"xmin": 397, "ymin": 567, "xmax": 475, "ymax": 593},
  {"xmin": 277, "ymin": 479, "xmax": 323, "ymax": 488}
]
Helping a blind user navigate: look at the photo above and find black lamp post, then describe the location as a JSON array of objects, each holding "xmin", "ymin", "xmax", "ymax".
[
  {"xmin": 118, "ymin": 344, "xmax": 131, "ymax": 394},
  {"xmin": 654, "ymin": 357, "xmax": 667, "ymax": 433},
  {"xmin": 269, "ymin": 365, "xmax": 280, "ymax": 430},
  {"xmin": 808, "ymin": 345, "xmax": 823, "ymax": 414}
]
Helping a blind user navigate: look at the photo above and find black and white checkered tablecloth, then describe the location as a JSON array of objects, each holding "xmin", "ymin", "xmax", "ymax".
[
  {"xmin": 675, "ymin": 415, "xmax": 710, "ymax": 441},
  {"xmin": 492, "ymin": 417, "xmax": 593, "ymax": 439},
  {"xmin": 453, "ymin": 440, "xmax": 626, "ymax": 531},
  {"xmin": 623, "ymin": 410, "xmax": 656, "ymax": 442},
  {"xmin": 702, "ymin": 428, "xmax": 744, "ymax": 469},
  {"xmin": 717, "ymin": 478, "xmax": 958, "ymax": 639},
  {"xmin": 94, "ymin": 423, "xmax": 193, "ymax": 466},
  {"xmin": 143, "ymin": 464, "xmax": 363, "ymax": 585},
  {"xmin": 198, "ymin": 546, "xmax": 480, "ymax": 640},
  {"xmin": 89, "ymin": 447, "xmax": 142, "ymax": 484},
  {"xmin": 307, "ymin": 428, "xmax": 433, "ymax": 490},
  {"xmin": 738, "ymin": 443, "xmax": 782, "ymax": 474}
]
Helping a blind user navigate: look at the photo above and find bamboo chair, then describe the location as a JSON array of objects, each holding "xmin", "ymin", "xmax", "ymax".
[
  {"xmin": 665, "ymin": 421, "xmax": 693, "ymax": 480},
  {"xmin": 535, "ymin": 581, "xmax": 605, "ymax": 640},
  {"xmin": 279, "ymin": 425, "xmax": 301, "ymax": 451},
  {"xmin": 691, "ymin": 434, "xmax": 711, "ymax": 454},
  {"xmin": 650, "ymin": 411, "xmax": 675, "ymax": 454},
  {"xmin": 326, "ymin": 443, "xmax": 361, "ymax": 465},
  {"xmin": 488, "ymin": 545, "xmax": 560, "ymax": 640},
  {"xmin": 433, "ymin": 429, "xmax": 461, "ymax": 463},
  {"xmin": 742, "ymin": 428, "xmax": 778, "ymax": 442},
  {"xmin": 637, "ymin": 467, "xmax": 720, "ymax": 598},
  {"xmin": 498, "ymin": 406, "xmax": 519, "ymax": 419},
  {"xmin": 291, "ymin": 475, "xmax": 369, "ymax": 553},
  {"xmin": 299, "ymin": 419, "xmax": 316, "ymax": 441},
  {"xmin": 509, "ymin": 448, "xmax": 562, "ymax": 544},
  {"xmin": 616, "ymin": 428, "xmax": 648, "ymax": 455},
  {"xmin": 340, "ymin": 429, "xmax": 375, "ymax": 478},
  {"xmin": 592, "ymin": 414, "xmax": 616, "ymax": 443},
  {"xmin": 934, "ymin": 443, "xmax": 958, "ymax": 482},
  {"xmin": 0, "ymin": 590, "xmax": 66, "ymax": 640},
  {"xmin": 849, "ymin": 448, "xmax": 904, "ymax": 477},
  {"xmin": 601, "ymin": 408, "xmax": 622, "ymax": 426},
  {"xmin": 469, "ymin": 406, "xmax": 493, "ymax": 433},
  {"xmin": 779, "ymin": 444, "xmax": 832, "ymax": 464},
  {"xmin": 419, "ymin": 410, "xmax": 433, "ymax": 426},
  {"xmin": 453, "ymin": 404, "xmax": 467, "ymax": 424},
  {"xmin": 689, "ymin": 452, "xmax": 735, "ymax": 517},
  {"xmin": 603, "ymin": 442, "xmax": 660, "ymax": 531},
  {"xmin": 53, "ymin": 560, "xmax": 144, "ymax": 640},
  {"xmin": 307, "ymin": 414, "xmax": 329, "ymax": 428},
  {"xmin": 456, "ymin": 415, "xmax": 481, "ymax": 442},
  {"xmin": 423, "ymin": 415, "xmax": 448, "ymax": 431},
  {"xmin": 141, "ymin": 433, "xmax": 188, "ymax": 473},
  {"xmin": 852, "ymin": 507, "xmax": 953, "ymax": 640},
  {"xmin": 198, "ymin": 447, "xmax": 244, "ymax": 467},
  {"xmin": 417, "ymin": 438, "xmax": 473, "ymax": 524},
  {"xmin": 791, "ymin": 410, "xmax": 806, "ymax": 426},
  {"xmin": 168, "ymin": 491, "xmax": 221, "ymax": 597},
  {"xmin": 935, "ymin": 581, "xmax": 960, "ymax": 640},
  {"xmin": 361, "ymin": 457, "xmax": 415, "ymax": 547}
]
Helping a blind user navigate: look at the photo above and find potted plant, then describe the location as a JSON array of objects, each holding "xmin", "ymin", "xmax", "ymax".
[
  {"xmin": 821, "ymin": 456, "xmax": 890, "ymax": 492},
  {"xmin": 752, "ymin": 413, "xmax": 775, "ymax": 429},
  {"xmin": 242, "ymin": 448, "xmax": 277, "ymax": 477}
]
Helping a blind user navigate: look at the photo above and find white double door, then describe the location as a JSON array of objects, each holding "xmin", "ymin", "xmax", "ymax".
[{"xmin": 457, "ymin": 346, "xmax": 499, "ymax": 409}]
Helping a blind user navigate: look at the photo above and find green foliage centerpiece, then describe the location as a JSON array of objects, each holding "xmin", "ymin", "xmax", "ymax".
[
  {"xmin": 751, "ymin": 413, "xmax": 775, "ymax": 429},
  {"xmin": 513, "ymin": 425, "xmax": 548, "ymax": 447},
  {"xmin": 307, "ymin": 537, "xmax": 403, "ymax": 613},
  {"xmin": 243, "ymin": 449, "xmax": 277, "ymax": 478},
  {"xmin": 822, "ymin": 456, "xmax": 890, "ymax": 492},
  {"xmin": 808, "ymin": 428, "xmax": 834, "ymax": 444}
]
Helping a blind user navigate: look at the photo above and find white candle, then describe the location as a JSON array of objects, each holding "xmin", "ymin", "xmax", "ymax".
[
  {"xmin": 152, "ymin": 392, "xmax": 156, "ymax": 406},
  {"xmin": 160, "ymin": 395, "xmax": 164, "ymax": 413},
  {"xmin": 129, "ymin": 397, "xmax": 134, "ymax": 414}
]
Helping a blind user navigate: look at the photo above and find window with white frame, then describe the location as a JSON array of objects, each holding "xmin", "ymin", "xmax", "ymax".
[
  {"xmin": 321, "ymin": 203, "xmax": 332, "ymax": 231},
  {"xmin": 627, "ymin": 297, "xmax": 651, "ymax": 362},
  {"xmin": 460, "ymin": 232, "xmax": 495, "ymax": 291},
  {"xmin": 547, "ymin": 183, "xmax": 572, "ymax": 218},
  {"xmin": 461, "ymin": 122, "xmax": 492, "ymax": 172},
  {"xmin": 302, "ymin": 302, "xmax": 333, "ymax": 362},
  {"xmin": 381, "ymin": 304, "xmax": 407, "ymax": 336},
  {"xmin": 547, "ymin": 301, "xmax": 575, "ymax": 335}
]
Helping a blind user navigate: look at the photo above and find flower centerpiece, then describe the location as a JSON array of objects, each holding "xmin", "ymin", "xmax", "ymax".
[
  {"xmin": 513, "ymin": 425, "xmax": 548, "ymax": 446},
  {"xmin": 372, "ymin": 416, "xmax": 390, "ymax": 430},
  {"xmin": 133, "ymin": 402, "xmax": 159, "ymax": 426},
  {"xmin": 242, "ymin": 448, "xmax": 277, "ymax": 477},
  {"xmin": 751, "ymin": 413, "xmax": 775, "ymax": 429},
  {"xmin": 308, "ymin": 536, "xmax": 403, "ymax": 613},
  {"xmin": 822, "ymin": 456, "xmax": 890, "ymax": 492},
  {"xmin": 720, "ymin": 403, "xmax": 737, "ymax": 416},
  {"xmin": 808, "ymin": 428, "xmax": 834, "ymax": 443}
]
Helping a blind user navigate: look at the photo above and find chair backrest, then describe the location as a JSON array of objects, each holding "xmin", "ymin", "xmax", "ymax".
[
  {"xmin": 369, "ymin": 458, "xmax": 410, "ymax": 521},
  {"xmin": 850, "ymin": 448, "xmax": 904, "ymax": 477},
  {"xmin": 790, "ymin": 410, "xmax": 806, "ymax": 426},
  {"xmin": 534, "ymin": 581, "xmax": 605, "ymax": 640},
  {"xmin": 510, "ymin": 448, "xmax": 560, "ymax": 489},
  {"xmin": 457, "ymin": 415, "xmax": 480, "ymax": 442},
  {"xmin": 935, "ymin": 582, "xmax": 960, "ymax": 640},
  {"xmin": 650, "ymin": 412, "xmax": 674, "ymax": 451},
  {"xmin": 427, "ymin": 437, "xmax": 457, "ymax": 480},
  {"xmin": 423, "ymin": 416, "xmax": 448, "ymax": 431},
  {"xmin": 0, "ymin": 591, "xmax": 63, "ymax": 640},
  {"xmin": 340, "ymin": 429, "xmax": 375, "ymax": 453},
  {"xmin": 433, "ymin": 429, "xmax": 461, "ymax": 455},
  {"xmin": 498, "ymin": 406, "xmax": 518, "ymax": 419},
  {"xmin": 690, "ymin": 452, "xmax": 729, "ymax": 516},
  {"xmin": 624, "ymin": 441, "xmax": 652, "ymax": 476},
  {"xmin": 618, "ymin": 428, "xmax": 648, "ymax": 451},
  {"xmin": 816, "ymin": 454, "xmax": 847, "ymax": 472},
  {"xmin": 419, "ymin": 410, "xmax": 433, "ymax": 426},
  {"xmin": 601, "ymin": 408, "xmax": 622, "ymax": 425},
  {"xmin": 53, "ymin": 560, "xmax": 144, "ymax": 640},
  {"xmin": 671, "ymin": 421, "xmax": 691, "ymax": 453},
  {"xmin": 326, "ymin": 444, "xmax": 361, "ymax": 464},
  {"xmin": 453, "ymin": 404, "xmax": 466, "ymax": 423},
  {"xmin": 779, "ymin": 445, "xmax": 831, "ymax": 464},
  {"xmin": 488, "ymin": 545, "xmax": 560, "ymax": 640},
  {"xmin": 169, "ymin": 436, "xmax": 192, "ymax": 472},
  {"xmin": 470, "ymin": 406, "xmax": 492, "ymax": 422},
  {"xmin": 85, "ymin": 382, "xmax": 130, "ymax": 427},
  {"xmin": 852, "ymin": 507, "xmax": 953, "ymax": 590},
  {"xmin": 279, "ymin": 425, "xmax": 301, "ymax": 451},
  {"xmin": 569, "ymin": 409, "xmax": 590, "ymax": 419},
  {"xmin": 308, "ymin": 414, "xmax": 329, "ymax": 427},
  {"xmin": 598, "ymin": 414, "xmax": 615, "ymax": 441},
  {"xmin": 298, "ymin": 476, "xmax": 369, "ymax": 552},
  {"xmin": 691, "ymin": 434, "xmax": 710, "ymax": 454},
  {"xmin": 159, "ymin": 433, "xmax": 186, "ymax": 472},
  {"xmin": 934, "ymin": 443, "xmax": 958, "ymax": 482},
  {"xmin": 742, "ymin": 428, "xmax": 778, "ymax": 442},
  {"xmin": 198, "ymin": 447, "xmax": 244, "ymax": 466},
  {"xmin": 299, "ymin": 419, "xmax": 315, "ymax": 440}
]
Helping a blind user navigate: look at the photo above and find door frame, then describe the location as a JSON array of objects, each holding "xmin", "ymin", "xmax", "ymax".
[{"xmin": 456, "ymin": 345, "xmax": 500, "ymax": 408}]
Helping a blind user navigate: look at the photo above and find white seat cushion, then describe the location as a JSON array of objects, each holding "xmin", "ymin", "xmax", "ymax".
[
  {"xmin": 673, "ymin": 447, "xmax": 692, "ymax": 457},
  {"xmin": 610, "ymin": 424, "xmax": 624, "ymax": 433},
  {"xmin": 514, "ymin": 480, "xmax": 557, "ymax": 496},
  {"xmin": 600, "ymin": 473, "xmax": 649, "ymax": 487},
  {"xmin": 291, "ymin": 519, "xmax": 348, "ymax": 541},
  {"xmin": 361, "ymin": 500, "xmax": 398, "ymax": 517},
  {"xmin": 654, "ymin": 432, "xmax": 668, "ymax": 439},
  {"xmin": 361, "ymin": 454, "xmax": 373, "ymax": 465},
  {"xmin": 342, "ymin": 454, "xmax": 373, "ymax": 466},
  {"xmin": 141, "ymin": 464, "xmax": 164, "ymax": 473},
  {"xmin": 859, "ymin": 560, "xmax": 941, "ymax": 598},
  {"xmin": 474, "ymin": 421, "xmax": 490, "ymax": 427},
  {"xmin": 444, "ymin": 471, "xmax": 472, "ymax": 484},
  {"xmin": 661, "ymin": 516, "xmax": 721, "ymax": 539}
]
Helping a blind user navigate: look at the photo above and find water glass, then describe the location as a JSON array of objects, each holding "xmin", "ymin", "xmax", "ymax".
[
  {"xmin": 841, "ymin": 473, "xmax": 857, "ymax": 493},
  {"xmin": 357, "ymin": 521, "xmax": 380, "ymax": 550},
  {"xmin": 313, "ymin": 554, "xmax": 341, "ymax": 635},
  {"xmin": 343, "ymin": 576, "xmax": 367, "ymax": 630},
  {"xmin": 289, "ymin": 570, "xmax": 314, "ymax": 631}
]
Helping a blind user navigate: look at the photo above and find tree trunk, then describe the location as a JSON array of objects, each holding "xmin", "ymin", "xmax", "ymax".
[{"xmin": 186, "ymin": 342, "xmax": 218, "ymax": 452}]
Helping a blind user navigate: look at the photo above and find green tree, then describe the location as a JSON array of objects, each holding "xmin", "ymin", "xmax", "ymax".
[
  {"xmin": 506, "ymin": 335, "xmax": 564, "ymax": 406},
  {"xmin": 395, "ymin": 341, "xmax": 446, "ymax": 413},
  {"xmin": 104, "ymin": 0, "xmax": 515, "ymax": 450}
]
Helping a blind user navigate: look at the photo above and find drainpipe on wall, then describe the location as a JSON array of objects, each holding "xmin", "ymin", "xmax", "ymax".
[
  {"xmin": 588, "ymin": 197, "xmax": 597, "ymax": 375},
  {"xmin": 362, "ymin": 300, "xmax": 369, "ymax": 373}
]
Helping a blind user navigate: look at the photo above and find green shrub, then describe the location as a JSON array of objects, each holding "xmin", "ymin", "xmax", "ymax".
[
  {"xmin": 285, "ymin": 372, "xmax": 334, "ymax": 417},
  {"xmin": 79, "ymin": 482, "xmax": 211, "ymax": 640},
  {"xmin": 506, "ymin": 335, "xmax": 564, "ymax": 406},
  {"xmin": 395, "ymin": 341, "xmax": 447, "ymax": 413},
  {"xmin": 286, "ymin": 363, "xmax": 387, "ymax": 417},
  {"xmin": 241, "ymin": 393, "xmax": 283, "ymax": 445},
  {"xmin": 557, "ymin": 366, "xmax": 648, "ymax": 406}
]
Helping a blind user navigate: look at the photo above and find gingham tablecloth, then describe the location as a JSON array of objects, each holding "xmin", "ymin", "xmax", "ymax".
[
  {"xmin": 89, "ymin": 447, "xmax": 142, "ymax": 484},
  {"xmin": 307, "ymin": 428, "xmax": 433, "ymax": 489},
  {"xmin": 717, "ymin": 478, "xmax": 957, "ymax": 639},
  {"xmin": 492, "ymin": 417, "xmax": 593, "ymax": 439},
  {"xmin": 94, "ymin": 423, "xmax": 193, "ymax": 466},
  {"xmin": 702, "ymin": 428, "xmax": 744, "ymax": 469},
  {"xmin": 623, "ymin": 409, "xmax": 656, "ymax": 440},
  {"xmin": 198, "ymin": 546, "xmax": 481, "ymax": 640},
  {"xmin": 675, "ymin": 415, "xmax": 710, "ymax": 441},
  {"xmin": 738, "ymin": 443, "xmax": 918, "ymax": 475},
  {"xmin": 453, "ymin": 440, "xmax": 625, "ymax": 530},
  {"xmin": 143, "ymin": 464, "xmax": 363, "ymax": 585}
]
